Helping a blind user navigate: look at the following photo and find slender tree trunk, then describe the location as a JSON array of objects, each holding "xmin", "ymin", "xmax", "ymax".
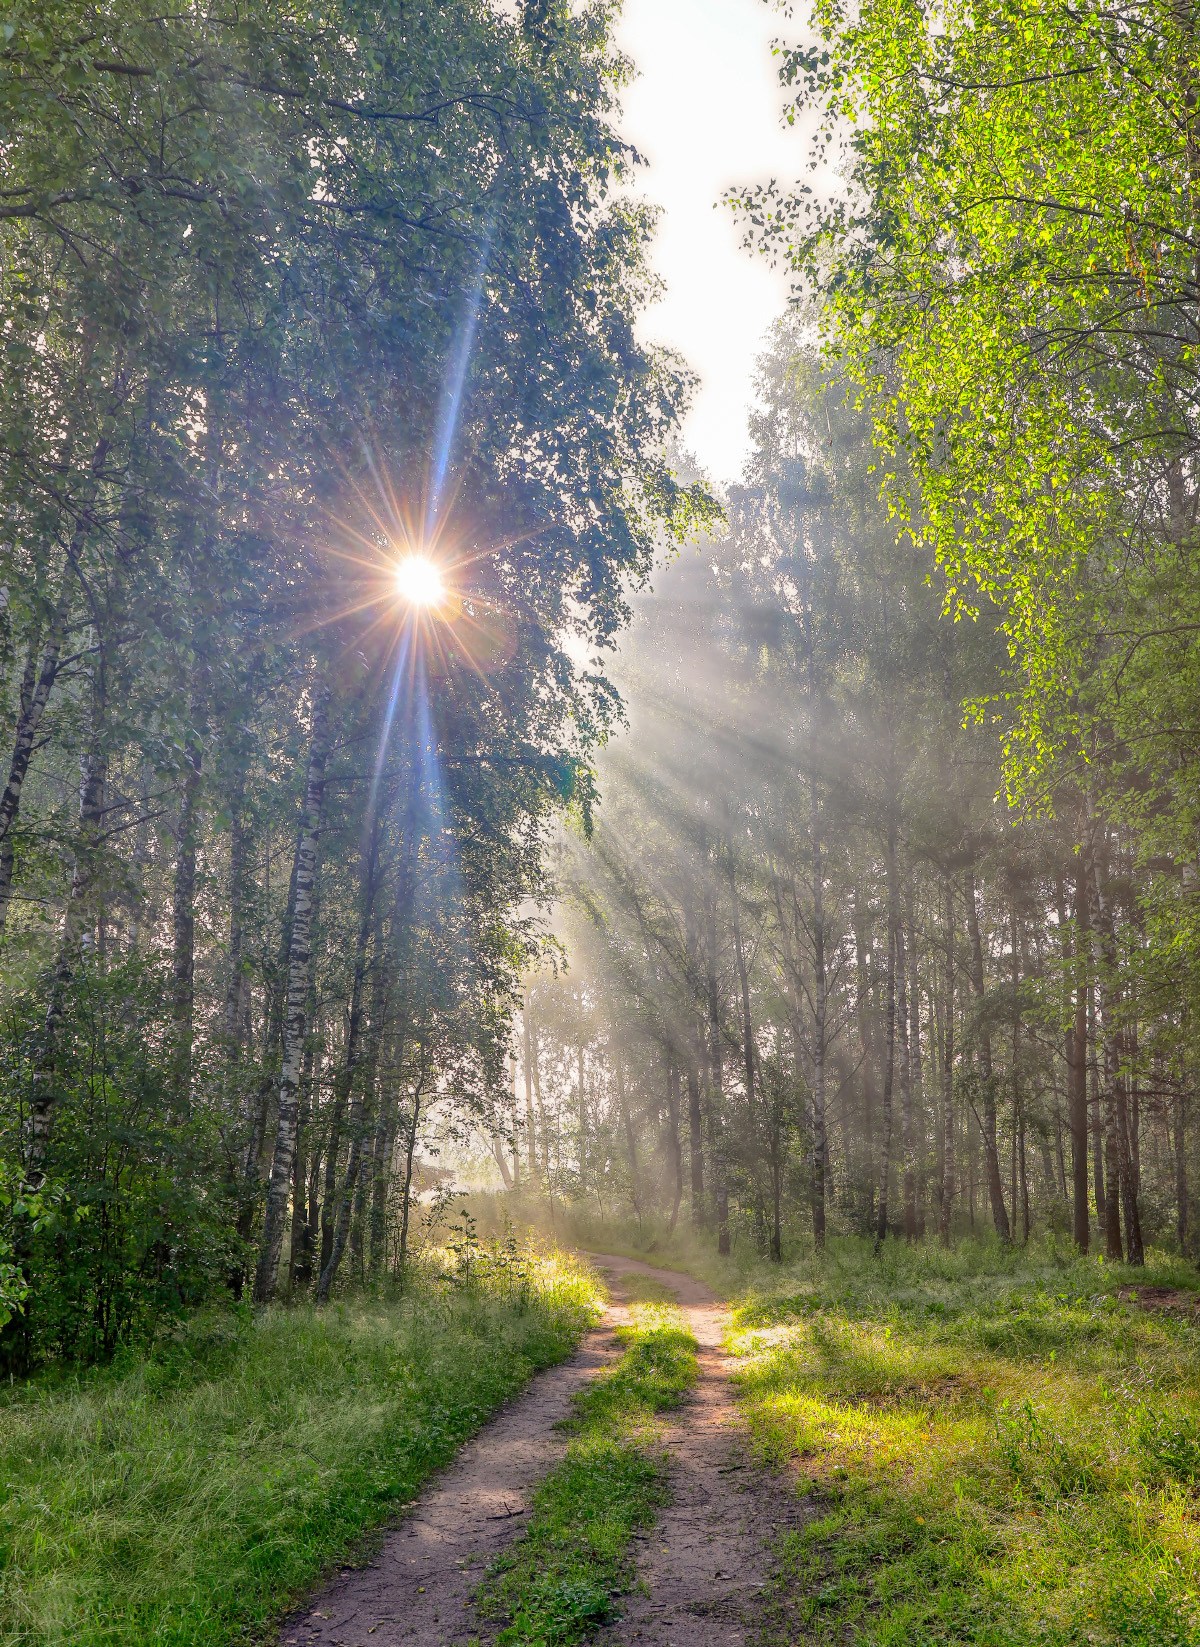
[
  {"xmin": 811, "ymin": 808, "xmax": 829, "ymax": 1252},
  {"xmin": 317, "ymin": 814, "xmax": 384, "ymax": 1303},
  {"xmin": 368, "ymin": 1090, "xmax": 396, "ymax": 1280},
  {"xmin": 26, "ymin": 671, "xmax": 107, "ymax": 1184},
  {"xmin": 490, "ymin": 1129, "xmax": 515, "ymax": 1192},
  {"xmin": 1104, "ymin": 1079, "xmax": 1124, "ymax": 1259},
  {"xmin": 319, "ymin": 1072, "xmax": 345, "ymax": 1275},
  {"xmin": 875, "ymin": 813, "xmax": 901, "ymax": 1253},
  {"xmin": 522, "ymin": 1008, "xmax": 539, "ymax": 1181},
  {"xmin": 874, "ymin": 916, "xmax": 896, "ymax": 1254},
  {"xmin": 897, "ymin": 895, "xmax": 914, "ymax": 1242},
  {"xmin": 314, "ymin": 810, "xmax": 383, "ymax": 1297},
  {"xmin": 576, "ymin": 1038, "xmax": 587, "ymax": 1196},
  {"xmin": 169, "ymin": 703, "xmax": 203, "ymax": 1116},
  {"xmin": 1062, "ymin": 870, "xmax": 1090, "ymax": 1253},
  {"xmin": 1010, "ymin": 899, "xmax": 1026, "ymax": 1243},
  {"xmin": 705, "ymin": 884, "xmax": 730, "ymax": 1256},
  {"xmin": 964, "ymin": 866, "xmax": 1011, "ymax": 1240},
  {"xmin": 1087, "ymin": 834, "xmax": 1142, "ymax": 1264},
  {"xmin": 666, "ymin": 1058, "xmax": 684, "ymax": 1233},
  {"xmin": 1113, "ymin": 1038, "xmax": 1144, "ymax": 1265},
  {"xmin": 1089, "ymin": 985, "xmax": 1107, "ymax": 1239},
  {"xmin": 0, "ymin": 586, "xmax": 74, "ymax": 941},
  {"xmin": 223, "ymin": 781, "xmax": 253, "ymax": 1056},
  {"xmin": 854, "ymin": 884, "xmax": 880, "ymax": 1230},
  {"xmin": 616, "ymin": 1054, "xmax": 642, "ymax": 1222},
  {"xmin": 397, "ymin": 1085, "xmax": 423, "ymax": 1284},
  {"xmin": 906, "ymin": 875, "xmax": 925, "ymax": 1237},
  {"xmin": 684, "ymin": 898, "xmax": 706, "ymax": 1224},
  {"xmin": 728, "ymin": 832, "xmax": 768, "ymax": 1254},
  {"xmin": 1175, "ymin": 1082, "xmax": 1190, "ymax": 1255},
  {"xmin": 289, "ymin": 1019, "xmax": 319, "ymax": 1291},
  {"xmin": 939, "ymin": 878, "xmax": 956, "ymax": 1244},
  {"xmin": 254, "ymin": 683, "xmax": 331, "ymax": 1305}
]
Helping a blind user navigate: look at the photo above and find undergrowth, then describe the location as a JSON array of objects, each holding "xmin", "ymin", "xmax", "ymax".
[
  {"xmin": 0, "ymin": 1250, "xmax": 600, "ymax": 1647},
  {"xmin": 476, "ymin": 1301, "xmax": 698, "ymax": 1646},
  {"xmin": 498, "ymin": 1204, "xmax": 1199, "ymax": 1645}
]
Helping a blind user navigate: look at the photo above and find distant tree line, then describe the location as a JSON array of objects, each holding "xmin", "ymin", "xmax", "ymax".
[
  {"xmin": 0, "ymin": 0, "xmax": 703, "ymax": 1368},
  {"xmin": 510, "ymin": 330, "xmax": 1195, "ymax": 1264}
]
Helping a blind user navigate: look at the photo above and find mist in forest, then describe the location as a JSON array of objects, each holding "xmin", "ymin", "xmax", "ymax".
[{"xmin": 508, "ymin": 324, "xmax": 1185, "ymax": 1269}]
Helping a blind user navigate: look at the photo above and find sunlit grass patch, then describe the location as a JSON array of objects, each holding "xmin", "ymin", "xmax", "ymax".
[
  {"xmin": 731, "ymin": 1241, "xmax": 1200, "ymax": 1646},
  {"xmin": 0, "ymin": 1251, "xmax": 600, "ymax": 1647},
  {"xmin": 477, "ymin": 1302, "xmax": 698, "ymax": 1646},
  {"xmin": 614, "ymin": 1272, "xmax": 677, "ymax": 1305}
]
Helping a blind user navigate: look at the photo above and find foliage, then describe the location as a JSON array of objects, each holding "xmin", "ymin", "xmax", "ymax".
[
  {"xmin": 0, "ymin": 0, "xmax": 702, "ymax": 1365},
  {"xmin": 0, "ymin": 1159, "xmax": 63, "ymax": 1331},
  {"xmin": 733, "ymin": 0, "xmax": 1200, "ymax": 799}
]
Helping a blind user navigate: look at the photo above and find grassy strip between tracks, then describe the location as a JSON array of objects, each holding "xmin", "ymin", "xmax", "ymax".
[
  {"xmin": 0, "ymin": 1250, "xmax": 600, "ymax": 1647},
  {"xmin": 476, "ymin": 1295, "xmax": 698, "ymax": 1646}
]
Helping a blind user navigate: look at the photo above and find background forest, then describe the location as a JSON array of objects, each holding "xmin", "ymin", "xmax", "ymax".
[
  {"xmin": 4, "ymin": 0, "xmax": 1200, "ymax": 1374},
  {"xmin": 513, "ymin": 0, "xmax": 1200, "ymax": 1279}
]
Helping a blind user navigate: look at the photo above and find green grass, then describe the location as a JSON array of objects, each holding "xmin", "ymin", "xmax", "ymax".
[
  {"xmin": 476, "ymin": 1301, "xmax": 699, "ymax": 1646},
  {"xmin": 0, "ymin": 1251, "xmax": 600, "ymax": 1647},
  {"xmin": 514, "ymin": 1208, "xmax": 1200, "ymax": 1644},
  {"xmin": 607, "ymin": 1271, "xmax": 677, "ymax": 1305},
  {"xmin": 724, "ymin": 1238, "xmax": 1200, "ymax": 1647}
]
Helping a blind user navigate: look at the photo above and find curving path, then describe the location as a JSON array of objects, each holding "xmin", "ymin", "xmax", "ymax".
[{"xmin": 278, "ymin": 1253, "xmax": 801, "ymax": 1647}]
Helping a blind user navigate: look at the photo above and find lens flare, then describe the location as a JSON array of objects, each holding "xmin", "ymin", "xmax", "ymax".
[{"xmin": 394, "ymin": 554, "xmax": 445, "ymax": 608}]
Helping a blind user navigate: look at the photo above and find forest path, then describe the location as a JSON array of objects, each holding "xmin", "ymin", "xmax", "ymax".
[
  {"xmin": 586, "ymin": 1253, "xmax": 806, "ymax": 1646},
  {"xmin": 278, "ymin": 1254, "xmax": 799, "ymax": 1647}
]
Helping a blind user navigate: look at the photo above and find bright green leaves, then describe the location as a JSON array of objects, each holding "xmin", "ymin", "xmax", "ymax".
[{"xmin": 734, "ymin": 0, "xmax": 1200, "ymax": 810}]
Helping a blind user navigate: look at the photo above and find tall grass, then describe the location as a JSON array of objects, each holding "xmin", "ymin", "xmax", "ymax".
[{"xmin": 0, "ymin": 1252, "xmax": 600, "ymax": 1647}]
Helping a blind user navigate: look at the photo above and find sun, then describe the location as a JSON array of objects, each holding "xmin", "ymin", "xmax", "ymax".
[{"xmin": 393, "ymin": 553, "xmax": 445, "ymax": 608}]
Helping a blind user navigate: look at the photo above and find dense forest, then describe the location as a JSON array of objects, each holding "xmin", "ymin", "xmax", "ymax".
[
  {"xmin": 517, "ymin": 327, "xmax": 1194, "ymax": 1268},
  {"xmin": 0, "ymin": 1, "xmax": 707, "ymax": 1368},
  {"xmin": 4, "ymin": 0, "xmax": 1200, "ymax": 1375},
  {"xmin": 4, "ymin": 3, "xmax": 1200, "ymax": 1647},
  {"xmin": 511, "ymin": 0, "xmax": 1200, "ymax": 1274}
]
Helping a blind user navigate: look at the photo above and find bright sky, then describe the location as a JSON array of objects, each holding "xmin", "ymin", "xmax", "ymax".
[{"xmin": 614, "ymin": 0, "xmax": 801, "ymax": 486}]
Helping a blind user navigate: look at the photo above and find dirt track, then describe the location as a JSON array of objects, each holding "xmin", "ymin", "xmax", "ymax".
[{"xmin": 278, "ymin": 1253, "xmax": 801, "ymax": 1647}]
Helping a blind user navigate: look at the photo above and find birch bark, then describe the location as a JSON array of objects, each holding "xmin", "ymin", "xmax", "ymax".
[{"xmin": 254, "ymin": 682, "xmax": 331, "ymax": 1304}]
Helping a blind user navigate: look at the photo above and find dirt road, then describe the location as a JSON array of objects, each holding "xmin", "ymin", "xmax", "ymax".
[{"xmin": 279, "ymin": 1253, "xmax": 800, "ymax": 1647}]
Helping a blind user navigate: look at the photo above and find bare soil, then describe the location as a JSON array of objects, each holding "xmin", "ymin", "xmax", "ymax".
[
  {"xmin": 588, "ymin": 1254, "xmax": 808, "ymax": 1646},
  {"xmin": 278, "ymin": 1253, "xmax": 804, "ymax": 1647},
  {"xmin": 1116, "ymin": 1283, "xmax": 1200, "ymax": 1316}
]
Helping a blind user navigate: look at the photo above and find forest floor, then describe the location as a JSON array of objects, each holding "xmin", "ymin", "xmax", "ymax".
[{"xmin": 7, "ymin": 1234, "xmax": 1198, "ymax": 1647}]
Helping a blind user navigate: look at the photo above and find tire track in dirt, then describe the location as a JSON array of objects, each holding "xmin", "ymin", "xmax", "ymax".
[
  {"xmin": 278, "ymin": 1293, "xmax": 632, "ymax": 1647},
  {"xmin": 586, "ymin": 1253, "xmax": 808, "ymax": 1647}
]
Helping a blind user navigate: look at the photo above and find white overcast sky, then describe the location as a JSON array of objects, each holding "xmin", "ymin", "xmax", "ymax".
[{"xmin": 613, "ymin": 0, "xmax": 802, "ymax": 485}]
